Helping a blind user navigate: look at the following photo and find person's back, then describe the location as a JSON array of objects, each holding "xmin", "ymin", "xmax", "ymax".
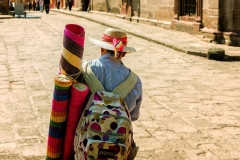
[
  {"xmin": 89, "ymin": 53, "xmax": 142, "ymax": 121},
  {"xmin": 87, "ymin": 28, "xmax": 142, "ymax": 122}
]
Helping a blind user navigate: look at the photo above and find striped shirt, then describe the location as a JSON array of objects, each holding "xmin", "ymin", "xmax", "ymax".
[{"xmin": 89, "ymin": 53, "xmax": 142, "ymax": 121}]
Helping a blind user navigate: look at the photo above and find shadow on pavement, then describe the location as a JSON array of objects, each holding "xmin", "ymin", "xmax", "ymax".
[{"xmin": 13, "ymin": 15, "xmax": 42, "ymax": 18}]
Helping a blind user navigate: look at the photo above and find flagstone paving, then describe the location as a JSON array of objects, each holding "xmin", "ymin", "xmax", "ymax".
[{"xmin": 0, "ymin": 11, "xmax": 240, "ymax": 160}]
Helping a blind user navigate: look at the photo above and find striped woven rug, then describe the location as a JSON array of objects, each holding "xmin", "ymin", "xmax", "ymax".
[
  {"xmin": 46, "ymin": 74, "xmax": 72, "ymax": 160},
  {"xmin": 63, "ymin": 82, "xmax": 89, "ymax": 160},
  {"xmin": 60, "ymin": 24, "xmax": 85, "ymax": 81}
]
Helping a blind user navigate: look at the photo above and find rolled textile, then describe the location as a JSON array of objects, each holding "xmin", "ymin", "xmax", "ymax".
[
  {"xmin": 46, "ymin": 74, "xmax": 73, "ymax": 160},
  {"xmin": 60, "ymin": 24, "xmax": 85, "ymax": 80},
  {"xmin": 62, "ymin": 82, "xmax": 90, "ymax": 160}
]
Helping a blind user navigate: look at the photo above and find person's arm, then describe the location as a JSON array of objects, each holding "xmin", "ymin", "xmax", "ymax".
[
  {"xmin": 124, "ymin": 77, "xmax": 142, "ymax": 121},
  {"xmin": 130, "ymin": 94, "xmax": 142, "ymax": 121}
]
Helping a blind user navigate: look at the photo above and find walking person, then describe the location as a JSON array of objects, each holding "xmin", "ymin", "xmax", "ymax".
[
  {"xmin": 39, "ymin": 0, "xmax": 43, "ymax": 12},
  {"xmin": 28, "ymin": 0, "xmax": 32, "ymax": 11},
  {"xmin": 75, "ymin": 27, "xmax": 142, "ymax": 160},
  {"xmin": 32, "ymin": 0, "xmax": 36, "ymax": 10},
  {"xmin": 64, "ymin": 0, "xmax": 68, "ymax": 9},
  {"xmin": 9, "ymin": 0, "xmax": 14, "ymax": 11},
  {"xmin": 36, "ymin": 0, "xmax": 39, "ymax": 10},
  {"xmin": 86, "ymin": 28, "xmax": 142, "ymax": 122},
  {"xmin": 57, "ymin": 0, "xmax": 60, "ymax": 9},
  {"xmin": 68, "ymin": 0, "xmax": 72, "ymax": 11},
  {"xmin": 44, "ymin": 0, "xmax": 50, "ymax": 14}
]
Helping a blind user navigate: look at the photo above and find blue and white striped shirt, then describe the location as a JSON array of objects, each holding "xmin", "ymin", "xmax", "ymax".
[{"xmin": 89, "ymin": 53, "xmax": 142, "ymax": 121}]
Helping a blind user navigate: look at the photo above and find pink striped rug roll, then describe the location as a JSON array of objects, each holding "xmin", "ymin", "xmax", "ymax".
[
  {"xmin": 60, "ymin": 24, "xmax": 85, "ymax": 81},
  {"xmin": 63, "ymin": 82, "xmax": 89, "ymax": 160}
]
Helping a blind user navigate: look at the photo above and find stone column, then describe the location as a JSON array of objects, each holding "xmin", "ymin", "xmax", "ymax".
[
  {"xmin": 126, "ymin": 0, "xmax": 132, "ymax": 17},
  {"xmin": 173, "ymin": 0, "xmax": 179, "ymax": 20},
  {"xmin": 222, "ymin": 0, "xmax": 240, "ymax": 46},
  {"xmin": 196, "ymin": 0, "xmax": 202, "ymax": 23},
  {"xmin": 202, "ymin": 0, "xmax": 224, "ymax": 44}
]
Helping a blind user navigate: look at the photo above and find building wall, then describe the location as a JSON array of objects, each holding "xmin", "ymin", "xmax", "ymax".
[
  {"xmin": 92, "ymin": 0, "xmax": 121, "ymax": 13},
  {"xmin": 89, "ymin": 0, "xmax": 240, "ymax": 45},
  {"xmin": 140, "ymin": 0, "xmax": 174, "ymax": 21},
  {"xmin": 132, "ymin": 0, "xmax": 139, "ymax": 16},
  {"xmin": 223, "ymin": 0, "xmax": 240, "ymax": 32},
  {"xmin": 0, "ymin": 0, "xmax": 9, "ymax": 14},
  {"xmin": 201, "ymin": 0, "xmax": 240, "ymax": 32},
  {"xmin": 202, "ymin": 0, "xmax": 222, "ymax": 31}
]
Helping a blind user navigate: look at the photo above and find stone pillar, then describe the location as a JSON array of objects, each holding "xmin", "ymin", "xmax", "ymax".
[
  {"xmin": 196, "ymin": 0, "xmax": 202, "ymax": 23},
  {"xmin": 222, "ymin": 0, "xmax": 240, "ymax": 46},
  {"xmin": 126, "ymin": 0, "xmax": 132, "ymax": 17},
  {"xmin": 173, "ymin": 0, "xmax": 179, "ymax": 20},
  {"xmin": 202, "ymin": 0, "xmax": 222, "ymax": 31},
  {"xmin": 202, "ymin": 0, "xmax": 224, "ymax": 44}
]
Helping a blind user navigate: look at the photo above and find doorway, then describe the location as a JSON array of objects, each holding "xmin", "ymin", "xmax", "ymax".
[
  {"xmin": 121, "ymin": 0, "xmax": 132, "ymax": 16},
  {"xmin": 82, "ymin": 0, "xmax": 89, "ymax": 11}
]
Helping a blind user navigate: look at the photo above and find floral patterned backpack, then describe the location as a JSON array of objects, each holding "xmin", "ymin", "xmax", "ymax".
[{"xmin": 74, "ymin": 62, "xmax": 138, "ymax": 160}]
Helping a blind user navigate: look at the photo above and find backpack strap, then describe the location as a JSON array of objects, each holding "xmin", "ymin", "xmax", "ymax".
[
  {"xmin": 82, "ymin": 61, "xmax": 138, "ymax": 98},
  {"xmin": 112, "ymin": 70, "xmax": 138, "ymax": 98},
  {"xmin": 82, "ymin": 61, "xmax": 105, "ymax": 93}
]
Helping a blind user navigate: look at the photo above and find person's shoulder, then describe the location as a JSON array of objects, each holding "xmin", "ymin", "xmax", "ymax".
[
  {"xmin": 88, "ymin": 59, "xmax": 100, "ymax": 65},
  {"xmin": 128, "ymin": 69, "xmax": 142, "ymax": 84}
]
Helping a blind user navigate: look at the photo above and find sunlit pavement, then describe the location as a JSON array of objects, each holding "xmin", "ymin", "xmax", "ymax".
[{"xmin": 1, "ymin": 11, "xmax": 240, "ymax": 159}]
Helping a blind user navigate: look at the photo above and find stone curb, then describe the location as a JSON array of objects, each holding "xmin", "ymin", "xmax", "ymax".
[
  {"xmin": 51, "ymin": 9, "xmax": 240, "ymax": 61},
  {"xmin": 0, "ymin": 15, "xmax": 13, "ymax": 19}
]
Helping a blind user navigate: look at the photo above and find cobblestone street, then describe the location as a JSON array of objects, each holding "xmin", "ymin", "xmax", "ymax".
[{"xmin": 1, "ymin": 11, "xmax": 240, "ymax": 159}]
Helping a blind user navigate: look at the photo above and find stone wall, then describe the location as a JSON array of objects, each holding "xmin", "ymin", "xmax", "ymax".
[
  {"xmin": 88, "ymin": 0, "xmax": 239, "ymax": 46},
  {"xmin": 74, "ymin": 0, "xmax": 81, "ymax": 10},
  {"xmin": 92, "ymin": 0, "xmax": 121, "ymax": 13},
  {"xmin": 132, "ymin": 0, "xmax": 139, "ymax": 17},
  {"xmin": 222, "ymin": 0, "xmax": 240, "ymax": 32},
  {"xmin": 202, "ymin": 0, "xmax": 221, "ymax": 31},
  {"xmin": 140, "ymin": 0, "xmax": 174, "ymax": 21}
]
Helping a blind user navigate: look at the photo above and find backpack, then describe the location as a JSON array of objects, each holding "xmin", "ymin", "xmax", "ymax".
[{"xmin": 74, "ymin": 61, "xmax": 138, "ymax": 160}]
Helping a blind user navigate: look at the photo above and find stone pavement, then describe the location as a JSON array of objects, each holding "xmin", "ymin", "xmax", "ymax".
[
  {"xmin": 51, "ymin": 9, "xmax": 240, "ymax": 61},
  {"xmin": 0, "ymin": 15, "xmax": 13, "ymax": 19},
  {"xmin": 1, "ymin": 11, "xmax": 240, "ymax": 160}
]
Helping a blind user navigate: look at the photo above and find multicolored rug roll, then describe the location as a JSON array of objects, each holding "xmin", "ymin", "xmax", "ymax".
[
  {"xmin": 60, "ymin": 24, "xmax": 85, "ymax": 80},
  {"xmin": 63, "ymin": 83, "xmax": 89, "ymax": 160},
  {"xmin": 47, "ymin": 74, "xmax": 73, "ymax": 160}
]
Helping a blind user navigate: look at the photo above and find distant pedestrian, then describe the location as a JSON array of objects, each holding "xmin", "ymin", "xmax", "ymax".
[
  {"xmin": 44, "ymin": 0, "xmax": 50, "ymax": 14},
  {"xmin": 57, "ymin": 0, "xmax": 60, "ymax": 9},
  {"xmin": 68, "ymin": 0, "xmax": 72, "ymax": 11},
  {"xmin": 28, "ymin": 0, "xmax": 32, "ymax": 11},
  {"xmin": 36, "ymin": 0, "xmax": 40, "ymax": 11},
  {"xmin": 9, "ymin": 0, "xmax": 14, "ymax": 11},
  {"xmin": 65, "ymin": 0, "xmax": 68, "ymax": 9},
  {"xmin": 39, "ymin": 0, "xmax": 43, "ymax": 12},
  {"xmin": 33, "ymin": 0, "xmax": 36, "ymax": 10}
]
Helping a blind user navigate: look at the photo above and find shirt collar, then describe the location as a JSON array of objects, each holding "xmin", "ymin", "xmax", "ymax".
[{"xmin": 99, "ymin": 53, "xmax": 113, "ymax": 60}]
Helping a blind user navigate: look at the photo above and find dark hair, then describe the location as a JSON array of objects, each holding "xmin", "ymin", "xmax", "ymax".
[{"xmin": 106, "ymin": 50, "xmax": 115, "ymax": 56}]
